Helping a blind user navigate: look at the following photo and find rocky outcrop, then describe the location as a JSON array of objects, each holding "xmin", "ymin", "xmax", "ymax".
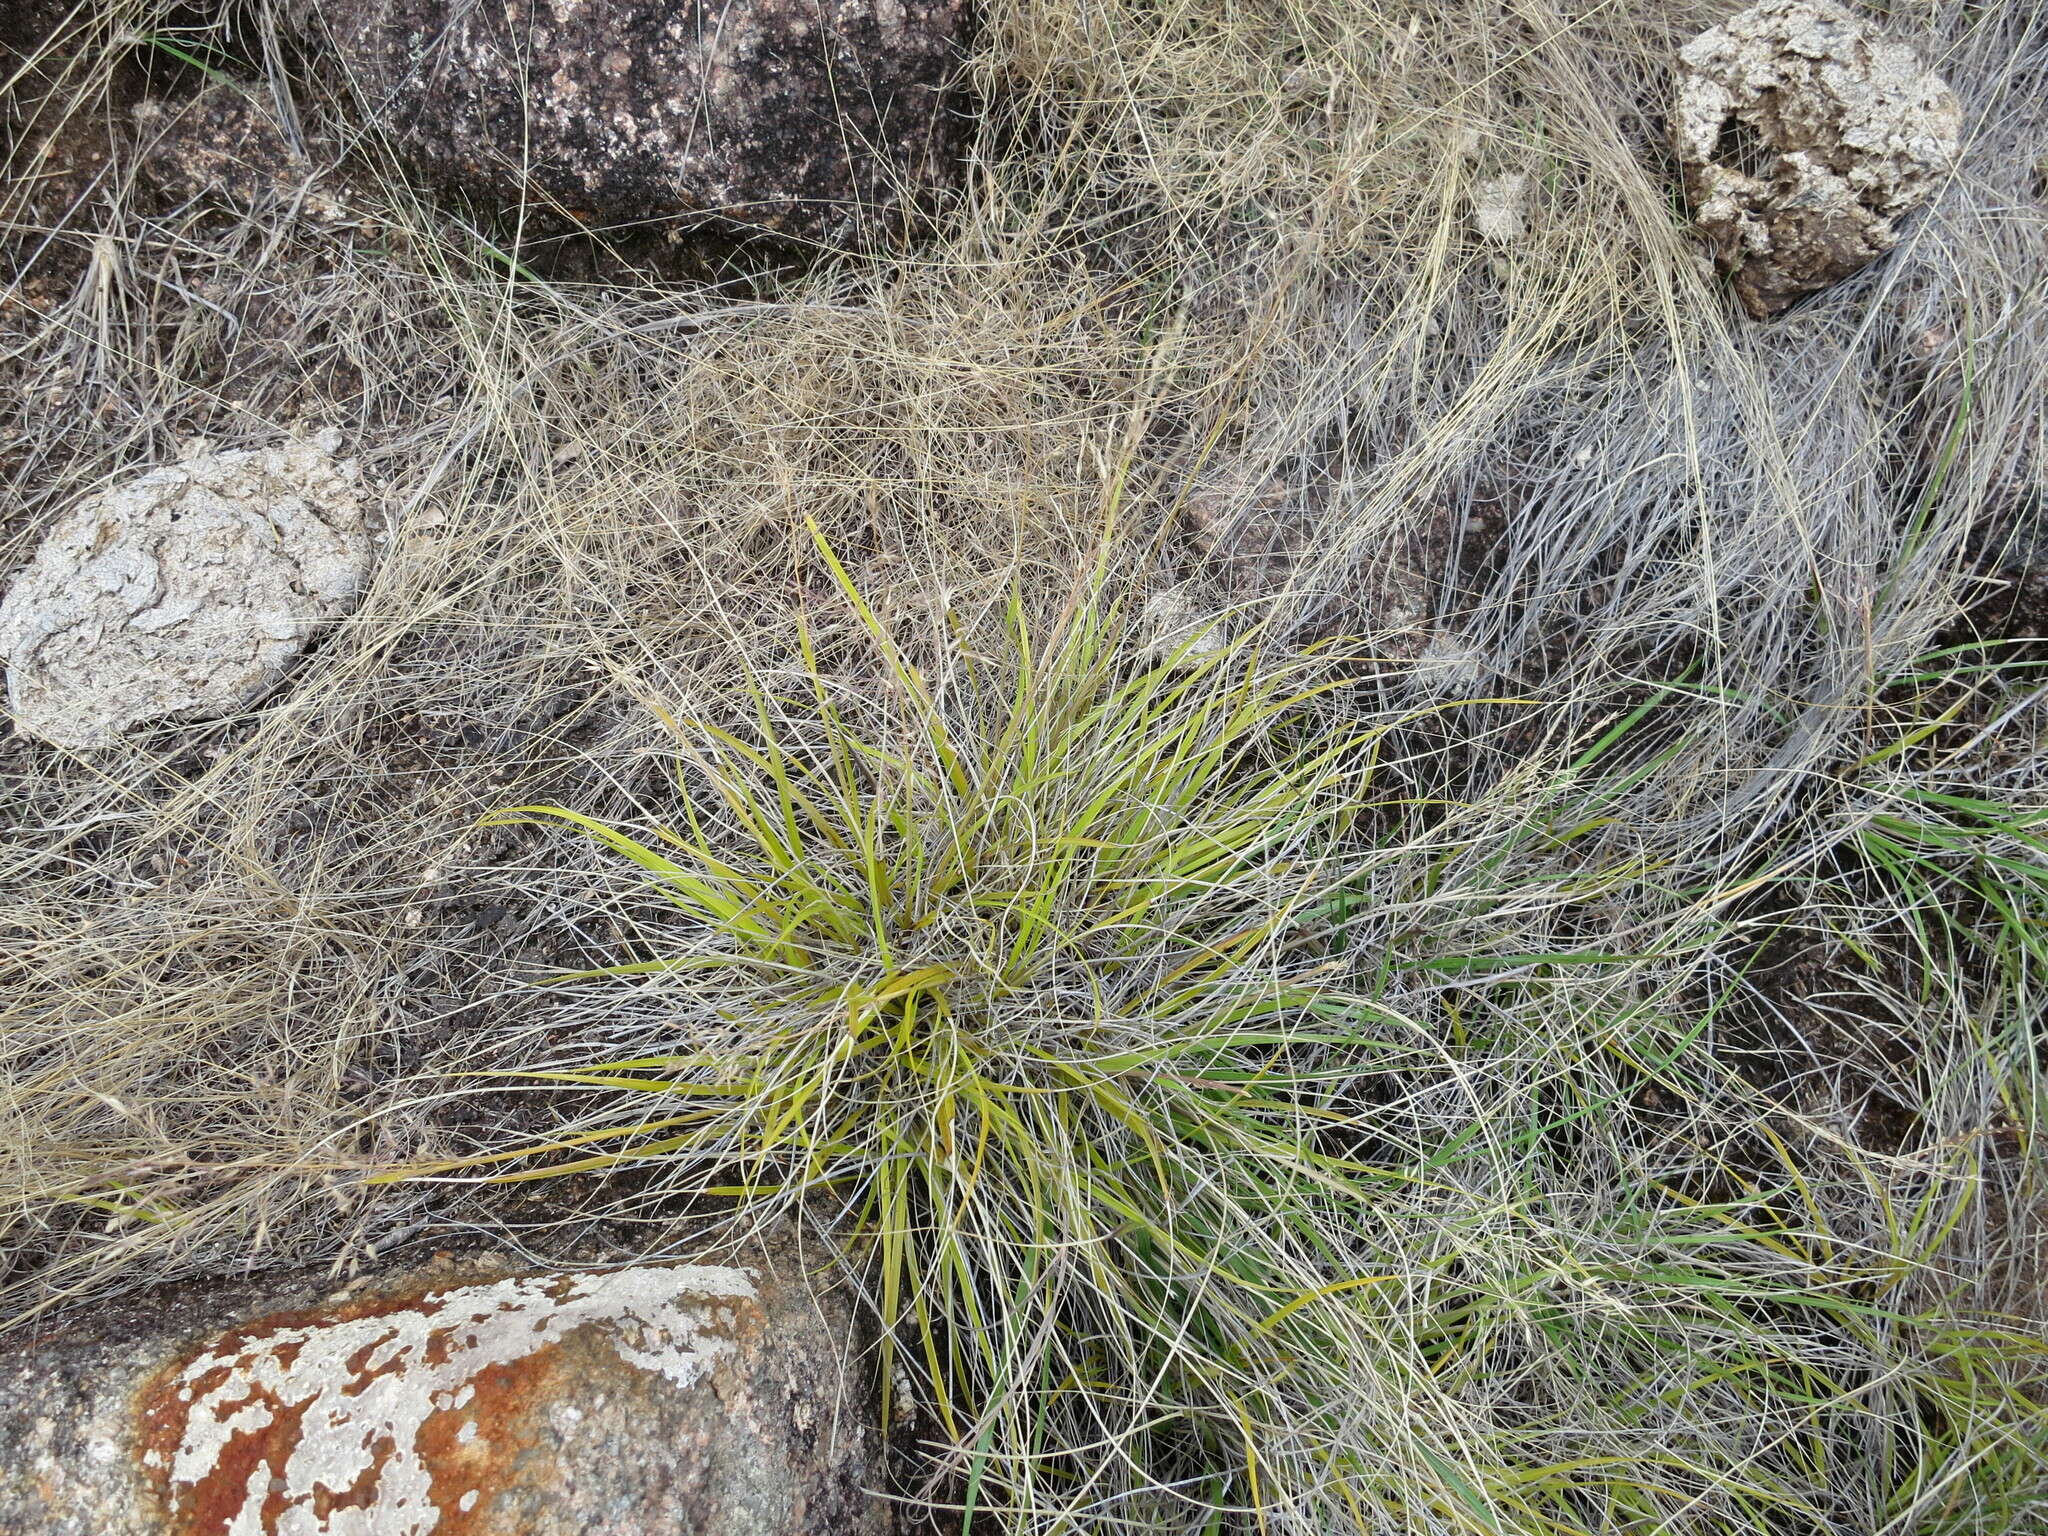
[
  {"xmin": 294, "ymin": 0, "xmax": 970, "ymax": 250},
  {"xmin": 1671, "ymin": 0, "xmax": 1960, "ymax": 318},
  {"xmin": 0, "ymin": 1241, "xmax": 888, "ymax": 1535},
  {"xmin": 0, "ymin": 435, "xmax": 370, "ymax": 750}
]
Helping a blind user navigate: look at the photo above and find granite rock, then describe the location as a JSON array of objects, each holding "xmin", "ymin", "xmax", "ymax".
[
  {"xmin": 0, "ymin": 1241, "xmax": 888, "ymax": 1535},
  {"xmin": 296, "ymin": 0, "xmax": 970, "ymax": 250}
]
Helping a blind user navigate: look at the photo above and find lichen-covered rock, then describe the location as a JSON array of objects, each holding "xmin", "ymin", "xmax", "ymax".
[
  {"xmin": 1471, "ymin": 172, "xmax": 1533, "ymax": 246},
  {"xmin": 0, "ymin": 1242, "xmax": 888, "ymax": 1535},
  {"xmin": 0, "ymin": 436, "xmax": 370, "ymax": 750},
  {"xmin": 295, "ymin": 0, "xmax": 970, "ymax": 250},
  {"xmin": 1671, "ymin": 0, "xmax": 1960, "ymax": 318}
]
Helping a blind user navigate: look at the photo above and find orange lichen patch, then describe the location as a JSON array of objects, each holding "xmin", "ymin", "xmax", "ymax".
[
  {"xmin": 132, "ymin": 1263, "xmax": 760, "ymax": 1536},
  {"xmin": 415, "ymin": 1348, "xmax": 572, "ymax": 1528}
]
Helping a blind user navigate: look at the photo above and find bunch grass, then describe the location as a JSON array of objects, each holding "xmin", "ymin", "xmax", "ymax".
[
  {"xmin": 401, "ymin": 548, "xmax": 2048, "ymax": 1534},
  {"xmin": 405, "ymin": 535, "xmax": 1410, "ymax": 1508}
]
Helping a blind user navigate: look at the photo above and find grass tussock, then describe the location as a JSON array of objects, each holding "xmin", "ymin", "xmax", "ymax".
[
  {"xmin": 3, "ymin": 0, "xmax": 2046, "ymax": 1530},
  {"xmin": 397, "ymin": 574, "xmax": 2048, "ymax": 1532},
  {"xmin": 416, "ymin": 548, "xmax": 1392, "ymax": 1482}
]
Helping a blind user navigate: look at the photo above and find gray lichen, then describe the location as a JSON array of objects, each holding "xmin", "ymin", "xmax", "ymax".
[{"xmin": 0, "ymin": 435, "xmax": 371, "ymax": 750}]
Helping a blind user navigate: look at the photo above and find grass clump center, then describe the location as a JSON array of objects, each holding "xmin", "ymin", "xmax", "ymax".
[{"xmin": 449, "ymin": 547, "xmax": 1402, "ymax": 1524}]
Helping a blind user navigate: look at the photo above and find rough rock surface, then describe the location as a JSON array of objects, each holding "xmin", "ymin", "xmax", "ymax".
[
  {"xmin": 1671, "ymin": 0, "xmax": 1960, "ymax": 317},
  {"xmin": 0, "ymin": 436, "xmax": 370, "ymax": 750},
  {"xmin": 0, "ymin": 1242, "xmax": 888, "ymax": 1535},
  {"xmin": 296, "ymin": 0, "xmax": 969, "ymax": 249},
  {"xmin": 1471, "ymin": 172, "xmax": 1533, "ymax": 246}
]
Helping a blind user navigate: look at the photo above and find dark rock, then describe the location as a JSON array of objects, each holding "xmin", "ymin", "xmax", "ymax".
[
  {"xmin": 0, "ymin": 1237, "xmax": 888, "ymax": 1535},
  {"xmin": 1671, "ymin": 0, "xmax": 1960, "ymax": 318},
  {"xmin": 294, "ymin": 0, "xmax": 970, "ymax": 251}
]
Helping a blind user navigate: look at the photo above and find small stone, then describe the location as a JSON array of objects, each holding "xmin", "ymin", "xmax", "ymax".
[
  {"xmin": 0, "ymin": 438, "xmax": 371, "ymax": 749},
  {"xmin": 1670, "ymin": 0, "xmax": 1960, "ymax": 318},
  {"xmin": 1140, "ymin": 585, "xmax": 1229, "ymax": 663},
  {"xmin": 1471, "ymin": 172, "xmax": 1531, "ymax": 245}
]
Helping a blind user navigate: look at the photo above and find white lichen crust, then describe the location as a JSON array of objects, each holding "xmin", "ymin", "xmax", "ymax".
[
  {"xmin": 1671, "ymin": 0, "xmax": 1960, "ymax": 316},
  {"xmin": 146, "ymin": 1265, "xmax": 758, "ymax": 1536},
  {"xmin": 0, "ymin": 434, "xmax": 370, "ymax": 749},
  {"xmin": 1471, "ymin": 172, "xmax": 1532, "ymax": 245}
]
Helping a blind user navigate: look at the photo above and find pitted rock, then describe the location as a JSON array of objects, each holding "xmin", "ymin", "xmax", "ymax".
[
  {"xmin": 293, "ymin": 0, "xmax": 970, "ymax": 250},
  {"xmin": 1671, "ymin": 0, "xmax": 1960, "ymax": 317},
  {"xmin": 0, "ymin": 436, "xmax": 370, "ymax": 749}
]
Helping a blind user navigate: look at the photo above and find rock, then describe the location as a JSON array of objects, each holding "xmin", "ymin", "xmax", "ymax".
[
  {"xmin": 0, "ymin": 436, "xmax": 371, "ymax": 750},
  {"xmin": 0, "ymin": 1242, "xmax": 888, "ymax": 1535},
  {"xmin": 296, "ymin": 0, "xmax": 970, "ymax": 250},
  {"xmin": 1139, "ymin": 584, "xmax": 1229, "ymax": 663},
  {"xmin": 1183, "ymin": 464, "xmax": 1324, "ymax": 597},
  {"xmin": 1471, "ymin": 172, "xmax": 1532, "ymax": 245},
  {"xmin": 1671, "ymin": 0, "xmax": 1960, "ymax": 318},
  {"xmin": 1181, "ymin": 461, "xmax": 1451, "ymax": 656}
]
